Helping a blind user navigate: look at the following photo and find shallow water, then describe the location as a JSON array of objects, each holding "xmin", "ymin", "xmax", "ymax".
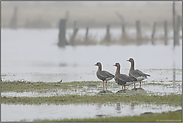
[
  {"xmin": 1, "ymin": 29, "xmax": 182, "ymax": 122},
  {"xmin": 1, "ymin": 68, "xmax": 182, "ymax": 97},
  {"xmin": 1, "ymin": 80, "xmax": 182, "ymax": 97},
  {"xmin": 1, "ymin": 103, "xmax": 181, "ymax": 122},
  {"xmin": 1, "ymin": 29, "xmax": 182, "ymax": 82}
]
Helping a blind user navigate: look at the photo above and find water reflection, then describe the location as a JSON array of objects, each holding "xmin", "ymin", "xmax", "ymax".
[
  {"xmin": 115, "ymin": 102, "xmax": 135, "ymax": 114},
  {"xmin": 1, "ymin": 28, "xmax": 182, "ymax": 83},
  {"xmin": 131, "ymin": 103, "xmax": 135, "ymax": 111},
  {"xmin": 116, "ymin": 102, "xmax": 121, "ymax": 113},
  {"xmin": 1, "ymin": 103, "xmax": 181, "ymax": 122},
  {"xmin": 96, "ymin": 103, "xmax": 102, "ymax": 110}
]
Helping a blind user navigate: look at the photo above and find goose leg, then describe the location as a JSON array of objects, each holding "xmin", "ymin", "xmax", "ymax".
[
  {"xmin": 103, "ymin": 81, "xmax": 104, "ymax": 90},
  {"xmin": 134, "ymin": 83, "xmax": 136, "ymax": 88},
  {"xmin": 140, "ymin": 81, "xmax": 141, "ymax": 88},
  {"xmin": 122, "ymin": 85, "xmax": 124, "ymax": 91}
]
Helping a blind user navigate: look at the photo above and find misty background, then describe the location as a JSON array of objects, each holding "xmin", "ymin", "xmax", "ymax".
[
  {"xmin": 1, "ymin": 1, "xmax": 182, "ymax": 29},
  {"xmin": 1, "ymin": 2, "xmax": 182, "ymax": 121}
]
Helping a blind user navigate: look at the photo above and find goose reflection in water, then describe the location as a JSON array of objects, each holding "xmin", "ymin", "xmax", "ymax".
[{"xmin": 116, "ymin": 102, "xmax": 121, "ymax": 113}]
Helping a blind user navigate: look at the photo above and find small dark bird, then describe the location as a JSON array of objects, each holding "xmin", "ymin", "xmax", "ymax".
[
  {"xmin": 127, "ymin": 58, "xmax": 150, "ymax": 88},
  {"xmin": 113, "ymin": 63, "xmax": 137, "ymax": 91},
  {"xmin": 95, "ymin": 62, "xmax": 114, "ymax": 89},
  {"xmin": 59, "ymin": 79, "xmax": 62, "ymax": 83}
]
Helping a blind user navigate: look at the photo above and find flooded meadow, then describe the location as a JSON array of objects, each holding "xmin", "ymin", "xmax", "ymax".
[{"xmin": 1, "ymin": 28, "xmax": 182, "ymax": 122}]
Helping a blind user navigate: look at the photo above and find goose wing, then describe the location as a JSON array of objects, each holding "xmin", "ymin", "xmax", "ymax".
[
  {"xmin": 136, "ymin": 69, "xmax": 150, "ymax": 77},
  {"xmin": 118, "ymin": 74, "xmax": 132, "ymax": 82},
  {"xmin": 130, "ymin": 70, "xmax": 141, "ymax": 79},
  {"xmin": 97, "ymin": 70, "xmax": 114, "ymax": 81}
]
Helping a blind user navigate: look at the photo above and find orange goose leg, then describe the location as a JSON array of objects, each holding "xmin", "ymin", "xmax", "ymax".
[
  {"xmin": 122, "ymin": 85, "xmax": 124, "ymax": 91},
  {"xmin": 103, "ymin": 81, "xmax": 104, "ymax": 90},
  {"xmin": 140, "ymin": 81, "xmax": 141, "ymax": 88}
]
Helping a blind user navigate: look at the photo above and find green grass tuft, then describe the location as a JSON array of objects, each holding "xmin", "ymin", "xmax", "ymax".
[{"xmin": 1, "ymin": 94, "xmax": 182, "ymax": 106}]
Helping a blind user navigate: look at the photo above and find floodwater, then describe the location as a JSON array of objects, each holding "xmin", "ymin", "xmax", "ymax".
[
  {"xmin": 1, "ymin": 28, "xmax": 182, "ymax": 121},
  {"xmin": 1, "ymin": 78, "xmax": 182, "ymax": 97},
  {"xmin": 1, "ymin": 103, "xmax": 182, "ymax": 122},
  {"xmin": 1, "ymin": 28, "xmax": 182, "ymax": 82}
]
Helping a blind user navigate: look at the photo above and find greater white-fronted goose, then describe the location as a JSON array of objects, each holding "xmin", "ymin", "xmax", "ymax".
[
  {"xmin": 127, "ymin": 58, "xmax": 150, "ymax": 88},
  {"xmin": 113, "ymin": 63, "xmax": 138, "ymax": 91},
  {"xmin": 95, "ymin": 62, "xmax": 114, "ymax": 89}
]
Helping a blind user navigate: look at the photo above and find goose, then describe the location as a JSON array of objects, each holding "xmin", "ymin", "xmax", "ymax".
[
  {"xmin": 127, "ymin": 58, "xmax": 150, "ymax": 88},
  {"xmin": 113, "ymin": 63, "xmax": 137, "ymax": 91},
  {"xmin": 95, "ymin": 62, "xmax": 114, "ymax": 89}
]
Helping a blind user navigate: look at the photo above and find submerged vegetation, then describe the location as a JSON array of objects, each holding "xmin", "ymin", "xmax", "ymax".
[
  {"xmin": 1, "ymin": 80, "xmax": 182, "ymax": 93},
  {"xmin": 1, "ymin": 93, "xmax": 182, "ymax": 106},
  {"xmin": 1, "ymin": 80, "xmax": 182, "ymax": 122},
  {"xmin": 1, "ymin": 81, "xmax": 100, "ymax": 92},
  {"xmin": 1, "ymin": 81, "xmax": 182, "ymax": 106}
]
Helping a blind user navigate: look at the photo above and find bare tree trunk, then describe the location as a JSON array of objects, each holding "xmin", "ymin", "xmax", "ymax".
[
  {"xmin": 136, "ymin": 20, "xmax": 142, "ymax": 45},
  {"xmin": 151, "ymin": 22, "xmax": 156, "ymax": 45},
  {"xmin": 164, "ymin": 21, "xmax": 168, "ymax": 45},
  {"xmin": 58, "ymin": 19, "xmax": 67, "ymax": 47}
]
